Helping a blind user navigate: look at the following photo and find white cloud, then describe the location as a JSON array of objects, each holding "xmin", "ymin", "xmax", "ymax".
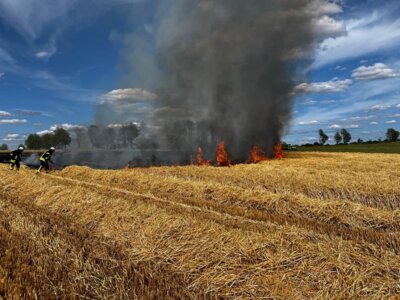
[
  {"xmin": 386, "ymin": 120, "xmax": 396, "ymax": 124},
  {"xmin": 307, "ymin": 0, "xmax": 343, "ymax": 16},
  {"xmin": 298, "ymin": 120, "xmax": 319, "ymax": 125},
  {"xmin": 329, "ymin": 124, "xmax": 341, "ymax": 128},
  {"xmin": 313, "ymin": 15, "xmax": 346, "ymax": 40},
  {"xmin": 313, "ymin": 9, "xmax": 400, "ymax": 69},
  {"xmin": 350, "ymin": 115, "xmax": 375, "ymax": 121},
  {"xmin": 2, "ymin": 133, "xmax": 25, "ymax": 141},
  {"xmin": 369, "ymin": 104, "xmax": 391, "ymax": 111},
  {"xmin": 0, "ymin": 119, "xmax": 27, "ymax": 124},
  {"xmin": 352, "ymin": 63, "xmax": 399, "ymax": 81},
  {"xmin": 35, "ymin": 50, "xmax": 56, "ymax": 59},
  {"xmin": 370, "ymin": 121, "xmax": 378, "ymax": 125},
  {"xmin": 348, "ymin": 124, "xmax": 360, "ymax": 128},
  {"xmin": 100, "ymin": 88, "xmax": 158, "ymax": 104},
  {"xmin": 0, "ymin": 110, "xmax": 11, "ymax": 117},
  {"xmin": 385, "ymin": 114, "xmax": 400, "ymax": 118},
  {"xmin": 295, "ymin": 79, "xmax": 352, "ymax": 94},
  {"xmin": 36, "ymin": 51, "xmax": 50, "ymax": 58},
  {"xmin": 396, "ymin": 104, "xmax": 400, "ymax": 108},
  {"xmin": 36, "ymin": 130, "xmax": 53, "ymax": 136},
  {"xmin": 0, "ymin": 72, "xmax": 4, "ymax": 79},
  {"xmin": 49, "ymin": 123, "xmax": 84, "ymax": 131},
  {"xmin": 37, "ymin": 123, "xmax": 84, "ymax": 135}
]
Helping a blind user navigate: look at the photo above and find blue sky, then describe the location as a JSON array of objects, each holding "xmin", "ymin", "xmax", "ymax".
[{"xmin": 0, "ymin": 0, "xmax": 399, "ymax": 147}]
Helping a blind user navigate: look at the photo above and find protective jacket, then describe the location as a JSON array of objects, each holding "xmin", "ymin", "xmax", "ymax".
[
  {"xmin": 40, "ymin": 151, "xmax": 53, "ymax": 162},
  {"xmin": 10, "ymin": 149, "xmax": 23, "ymax": 163}
]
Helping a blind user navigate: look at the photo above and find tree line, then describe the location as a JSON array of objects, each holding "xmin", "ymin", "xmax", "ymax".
[
  {"xmin": 88, "ymin": 124, "xmax": 140, "ymax": 149},
  {"xmin": 318, "ymin": 128, "xmax": 399, "ymax": 145},
  {"xmin": 25, "ymin": 128, "xmax": 71, "ymax": 149}
]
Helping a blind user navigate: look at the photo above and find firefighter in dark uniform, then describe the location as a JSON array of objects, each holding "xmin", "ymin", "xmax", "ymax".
[
  {"xmin": 36, "ymin": 147, "xmax": 55, "ymax": 174},
  {"xmin": 10, "ymin": 146, "xmax": 25, "ymax": 170}
]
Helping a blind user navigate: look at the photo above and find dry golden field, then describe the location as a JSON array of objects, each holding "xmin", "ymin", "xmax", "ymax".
[{"xmin": 0, "ymin": 152, "xmax": 400, "ymax": 299}]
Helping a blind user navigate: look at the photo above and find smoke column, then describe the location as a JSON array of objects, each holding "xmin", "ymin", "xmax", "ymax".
[{"xmin": 146, "ymin": 0, "xmax": 317, "ymax": 160}]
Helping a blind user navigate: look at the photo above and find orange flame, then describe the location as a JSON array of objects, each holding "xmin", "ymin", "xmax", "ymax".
[
  {"xmin": 197, "ymin": 147, "xmax": 211, "ymax": 166},
  {"xmin": 274, "ymin": 143, "xmax": 284, "ymax": 159},
  {"xmin": 216, "ymin": 142, "xmax": 231, "ymax": 167},
  {"xmin": 248, "ymin": 145, "xmax": 268, "ymax": 163}
]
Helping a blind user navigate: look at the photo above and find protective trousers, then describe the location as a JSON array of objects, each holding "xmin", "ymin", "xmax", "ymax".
[
  {"xmin": 37, "ymin": 160, "xmax": 49, "ymax": 173},
  {"xmin": 10, "ymin": 159, "xmax": 20, "ymax": 171}
]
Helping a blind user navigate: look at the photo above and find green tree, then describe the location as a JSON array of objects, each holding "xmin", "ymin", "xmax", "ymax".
[
  {"xmin": 40, "ymin": 133, "xmax": 55, "ymax": 149},
  {"xmin": 53, "ymin": 127, "xmax": 71, "ymax": 148},
  {"xmin": 25, "ymin": 134, "xmax": 42, "ymax": 149},
  {"xmin": 334, "ymin": 132, "xmax": 342, "ymax": 145},
  {"xmin": 318, "ymin": 129, "xmax": 329, "ymax": 145},
  {"xmin": 340, "ymin": 129, "xmax": 351, "ymax": 144},
  {"xmin": 0, "ymin": 144, "xmax": 8, "ymax": 150},
  {"xmin": 386, "ymin": 128, "xmax": 399, "ymax": 142}
]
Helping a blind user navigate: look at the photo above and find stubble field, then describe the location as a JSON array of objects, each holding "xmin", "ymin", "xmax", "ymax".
[{"xmin": 0, "ymin": 152, "xmax": 399, "ymax": 299}]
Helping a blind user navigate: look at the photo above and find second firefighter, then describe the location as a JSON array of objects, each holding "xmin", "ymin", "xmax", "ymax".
[{"xmin": 36, "ymin": 147, "xmax": 55, "ymax": 173}]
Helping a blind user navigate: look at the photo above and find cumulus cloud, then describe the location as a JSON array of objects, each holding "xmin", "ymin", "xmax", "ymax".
[
  {"xmin": 294, "ymin": 78, "xmax": 352, "ymax": 93},
  {"xmin": 369, "ymin": 104, "xmax": 391, "ymax": 111},
  {"xmin": 307, "ymin": 0, "xmax": 343, "ymax": 16},
  {"xmin": 329, "ymin": 124, "xmax": 341, "ymax": 128},
  {"xmin": 49, "ymin": 123, "xmax": 84, "ymax": 131},
  {"xmin": 0, "ymin": 119, "xmax": 27, "ymax": 124},
  {"xmin": 352, "ymin": 63, "xmax": 399, "ymax": 80},
  {"xmin": 370, "ymin": 121, "xmax": 378, "ymax": 125},
  {"xmin": 0, "ymin": 110, "xmax": 11, "ymax": 117},
  {"xmin": 36, "ymin": 123, "xmax": 84, "ymax": 135},
  {"xmin": 36, "ymin": 130, "xmax": 53, "ymax": 135},
  {"xmin": 385, "ymin": 114, "xmax": 400, "ymax": 118},
  {"xmin": 313, "ymin": 15, "xmax": 346, "ymax": 40},
  {"xmin": 348, "ymin": 124, "xmax": 359, "ymax": 128},
  {"xmin": 100, "ymin": 88, "xmax": 158, "ymax": 104},
  {"xmin": 298, "ymin": 120, "xmax": 319, "ymax": 125},
  {"xmin": 2, "ymin": 133, "xmax": 26, "ymax": 141},
  {"xmin": 386, "ymin": 120, "xmax": 396, "ymax": 124},
  {"xmin": 349, "ymin": 115, "xmax": 375, "ymax": 121}
]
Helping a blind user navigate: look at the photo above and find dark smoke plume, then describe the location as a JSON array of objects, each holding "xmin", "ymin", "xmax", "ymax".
[
  {"xmin": 88, "ymin": 0, "xmax": 340, "ymax": 166},
  {"xmin": 148, "ymin": 0, "xmax": 317, "ymax": 160}
]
